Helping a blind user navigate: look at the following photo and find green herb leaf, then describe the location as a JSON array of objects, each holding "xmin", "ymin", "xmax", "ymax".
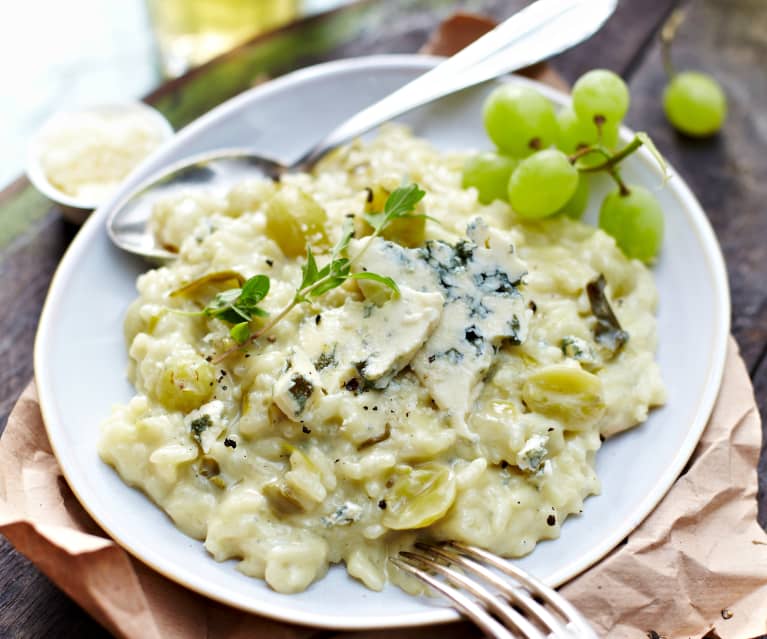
[
  {"xmin": 240, "ymin": 274, "xmax": 270, "ymax": 303},
  {"xmin": 202, "ymin": 274, "xmax": 270, "ymax": 326},
  {"xmin": 230, "ymin": 321, "xmax": 251, "ymax": 344},
  {"xmin": 234, "ymin": 275, "xmax": 270, "ymax": 317},
  {"xmin": 207, "ymin": 289, "xmax": 241, "ymax": 313},
  {"xmin": 364, "ymin": 183, "xmax": 426, "ymax": 233},
  {"xmin": 384, "ymin": 183, "xmax": 427, "ymax": 218},
  {"xmin": 299, "ymin": 245, "xmax": 320, "ymax": 291},
  {"xmin": 363, "ymin": 211, "xmax": 386, "ymax": 231},
  {"xmin": 216, "ymin": 307, "xmax": 252, "ymax": 324},
  {"xmin": 329, "ymin": 257, "xmax": 350, "ymax": 276},
  {"xmin": 349, "ymin": 271, "xmax": 400, "ymax": 296},
  {"xmin": 300, "ymin": 257, "xmax": 351, "ymax": 298},
  {"xmin": 332, "ymin": 216, "xmax": 355, "ymax": 259},
  {"xmin": 308, "ymin": 276, "xmax": 347, "ymax": 297}
]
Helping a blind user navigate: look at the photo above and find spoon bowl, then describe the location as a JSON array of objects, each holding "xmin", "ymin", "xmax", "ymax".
[{"xmin": 107, "ymin": 150, "xmax": 286, "ymax": 262}]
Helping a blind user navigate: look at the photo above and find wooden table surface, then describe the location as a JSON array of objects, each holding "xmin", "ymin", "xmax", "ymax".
[{"xmin": 1, "ymin": 0, "xmax": 765, "ymax": 637}]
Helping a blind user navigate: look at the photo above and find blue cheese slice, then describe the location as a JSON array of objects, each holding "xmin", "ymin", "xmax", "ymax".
[
  {"xmin": 185, "ymin": 400, "xmax": 226, "ymax": 453},
  {"xmin": 351, "ymin": 218, "xmax": 529, "ymax": 435},
  {"xmin": 517, "ymin": 434, "xmax": 549, "ymax": 472},
  {"xmin": 273, "ymin": 348, "xmax": 322, "ymax": 422},
  {"xmin": 299, "ymin": 286, "xmax": 443, "ymax": 391},
  {"xmin": 320, "ymin": 501, "xmax": 363, "ymax": 527}
]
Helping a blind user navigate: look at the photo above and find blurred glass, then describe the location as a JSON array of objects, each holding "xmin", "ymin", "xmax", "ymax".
[{"xmin": 146, "ymin": 0, "xmax": 301, "ymax": 77}]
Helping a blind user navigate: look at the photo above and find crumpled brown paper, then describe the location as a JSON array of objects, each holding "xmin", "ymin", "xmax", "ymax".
[{"xmin": 1, "ymin": 338, "xmax": 764, "ymax": 639}]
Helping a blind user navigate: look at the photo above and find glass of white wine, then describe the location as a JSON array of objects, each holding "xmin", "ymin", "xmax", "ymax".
[{"xmin": 145, "ymin": 0, "xmax": 300, "ymax": 77}]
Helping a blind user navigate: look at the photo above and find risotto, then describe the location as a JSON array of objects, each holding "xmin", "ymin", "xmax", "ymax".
[{"xmin": 99, "ymin": 125, "xmax": 665, "ymax": 594}]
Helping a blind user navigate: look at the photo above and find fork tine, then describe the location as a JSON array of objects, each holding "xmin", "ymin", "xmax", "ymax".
[
  {"xmin": 390, "ymin": 556, "xmax": 517, "ymax": 639},
  {"xmin": 418, "ymin": 543, "xmax": 572, "ymax": 638},
  {"xmin": 400, "ymin": 551, "xmax": 545, "ymax": 639},
  {"xmin": 445, "ymin": 542, "xmax": 595, "ymax": 636}
]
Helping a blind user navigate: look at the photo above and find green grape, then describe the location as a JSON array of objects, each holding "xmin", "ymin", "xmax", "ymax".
[
  {"xmin": 382, "ymin": 463, "xmax": 456, "ymax": 530},
  {"xmin": 572, "ymin": 69, "xmax": 630, "ymax": 129},
  {"xmin": 262, "ymin": 480, "xmax": 306, "ymax": 514},
  {"xmin": 508, "ymin": 149, "xmax": 578, "ymax": 219},
  {"xmin": 482, "ymin": 84, "xmax": 558, "ymax": 157},
  {"xmin": 599, "ymin": 185, "xmax": 664, "ymax": 262},
  {"xmin": 461, "ymin": 152, "xmax": 518, "ymax": 204},
  {"xmin": 522, "ymin": 365, "xmax": 605, "ymax": 427},
  {"xmin": 557, "ymin": 173, "xmax": 590, "ymax": 219},
  {"xmin": 265, "ymin": 187, "xmax": 328, "ymax": 257},
  {"xmin": 663, "ymin": 71, "xmax": 727, "ymax": 137},
  {"xmin": 557, "ymin": 106, "xmax": 619, "ymax": 154},
  {"xmin": 156, "ymin": 356, "xmax": 216, "ymax": 413}
]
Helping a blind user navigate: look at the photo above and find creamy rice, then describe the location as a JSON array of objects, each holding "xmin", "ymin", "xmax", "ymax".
[{"xmin": 100, "ymin": 125, "xmax": 665, "ymax": 594}]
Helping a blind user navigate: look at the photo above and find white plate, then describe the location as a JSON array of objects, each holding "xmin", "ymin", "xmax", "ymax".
[{"xmin": 35, "ymin": 56, "xmax": 730, "ymax": 630}]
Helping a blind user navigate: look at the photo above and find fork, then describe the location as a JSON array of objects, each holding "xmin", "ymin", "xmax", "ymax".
[{"xmin": 391, "ymin": 541, "xmax": 598, "ymax": 639}]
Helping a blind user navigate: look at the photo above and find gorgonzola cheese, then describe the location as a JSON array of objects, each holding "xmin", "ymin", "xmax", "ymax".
[
  {"xmin": 298, "ymin": 285, "xmax": 443, "ymax": 391},
  {"xmin": 351, "ymin": 218, "xmax": 529, "ymax": 434}
]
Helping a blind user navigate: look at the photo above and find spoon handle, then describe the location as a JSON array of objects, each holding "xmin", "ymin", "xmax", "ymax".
[{"xmin": 295, "ymin": 0, "xmax": 616, "ymax": 170}]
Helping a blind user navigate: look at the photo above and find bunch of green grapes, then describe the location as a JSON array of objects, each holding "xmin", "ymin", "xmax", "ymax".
[{"xmin": 462, "ymin": 69, "xmax": 664, "ymax": 262}]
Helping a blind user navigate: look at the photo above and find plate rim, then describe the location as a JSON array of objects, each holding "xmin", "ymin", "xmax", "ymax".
[{"xmin": 34, "ymin": 54, "xmax": 731, "ymax": 630}]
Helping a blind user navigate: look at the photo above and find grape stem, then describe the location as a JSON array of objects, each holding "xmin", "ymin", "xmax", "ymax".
[
  {"xmin": 660, "ymin": 9, "xmax": 686, "ymax": 80},
  {"xmin": 569, "ymin": 145, "xmax": 611, "ymax": 165},
  {"xmin": 577, "ymin": 136, "xmax": 644, "ymax": 175},
  {"xmin": 608, "ymin": 168, "xmax": 631, "ymax": 197}
]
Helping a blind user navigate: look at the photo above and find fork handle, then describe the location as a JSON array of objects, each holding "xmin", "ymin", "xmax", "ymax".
[{"xmin": 294, "ymin": 0, "xmax": 616, "ymax": 170}]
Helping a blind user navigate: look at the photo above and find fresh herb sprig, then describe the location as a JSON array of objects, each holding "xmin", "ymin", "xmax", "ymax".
[
  {"xmin": 362, "ymin": 182, "xmax": 431, "ymax": 233},
  {"xmin": 206, "ymin": 275, "xmax": 270, "ymax": 342},
  {"xmin": 212, "ymin": 183, "xmax": 426, "ymax": 361},
  {"xmin": 170, "ymin": 274, "xmax": 270, "ymax": 344}
]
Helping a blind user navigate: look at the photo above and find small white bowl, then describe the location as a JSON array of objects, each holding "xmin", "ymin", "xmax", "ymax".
[{"xmin": 25, "ymin": 102, "xmax": 174, "ymax": 224}]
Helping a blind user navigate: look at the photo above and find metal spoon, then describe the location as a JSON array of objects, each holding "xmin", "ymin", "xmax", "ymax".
[{"xmin": 107, "ymin": 0, "xmax": 616, "ymax": 262}]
